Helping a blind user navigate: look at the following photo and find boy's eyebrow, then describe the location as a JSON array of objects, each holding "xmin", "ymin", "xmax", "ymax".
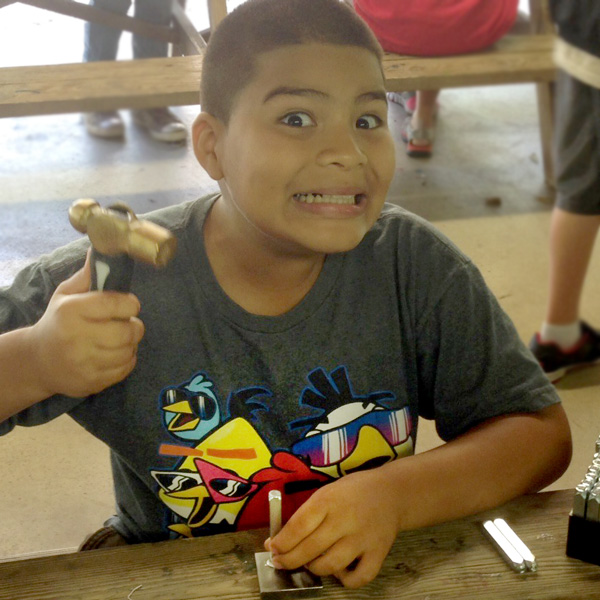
[
  {"xmin": 358, "ymin": 90, "xmax": 388, "ymax": 103},
  {"xmin": 263, "ymin": 86, "xmax": 328, "ymax": 103},
  {"xmin": 263, "ymin": 87, "xmax": 387, "ymax": 104}
]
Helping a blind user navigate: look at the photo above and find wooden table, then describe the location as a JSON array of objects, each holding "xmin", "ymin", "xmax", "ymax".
[{"xmin": 1, "ymin": 489, "xmax": 598, "ymax": 599}]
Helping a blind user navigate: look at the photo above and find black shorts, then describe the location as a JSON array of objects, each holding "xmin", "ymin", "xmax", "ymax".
[{"xmin": 554, "ymin": 70, "xmax": 600, "ymax": 215}]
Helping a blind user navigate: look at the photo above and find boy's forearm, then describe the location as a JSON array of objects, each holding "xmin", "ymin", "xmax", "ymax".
[
  {"xmin": 382, "ymin": 404, "xmax": 572, "ymax": 534},
  {"xmin": 0, "ymin": 327, "xmax": 51, "ymax": 423}
]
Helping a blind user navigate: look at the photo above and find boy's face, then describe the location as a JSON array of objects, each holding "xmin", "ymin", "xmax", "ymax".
[{"xmin": 206, "ymin": 43, "xmax": 395, "ymax": 256}]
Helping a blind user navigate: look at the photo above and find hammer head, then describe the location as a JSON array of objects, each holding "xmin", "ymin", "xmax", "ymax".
[{"xmin": 69, "ymin": 199, "xmax": 177, "ymax": 267}]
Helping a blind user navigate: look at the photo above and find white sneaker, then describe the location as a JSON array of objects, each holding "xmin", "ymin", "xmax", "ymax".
[
  {"xmin": 84, "ymin": 111, "xmax": 125, "ymax": 139},
  {"xmin": 132, "ymin": 108, "xmax": 187, "ymax": 143}
]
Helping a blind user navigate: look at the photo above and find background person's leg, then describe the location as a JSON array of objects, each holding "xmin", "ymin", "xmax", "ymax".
[
  {"xmin": 84, "ymin": 0, "xmax": 132, "ymax": 62},
  {"xmin": 131, "ymin": 0, "xmax": 173, "ymax": 59},
  {"xmin": 546, "ymin": 208, "xmax": 600, "ymax": 326},
  {"xmin": 130, "ymin": 0, "xmax": 187, "ymax": 142},
  {"xmin": 530, "ymin": 72, "xmax": 600, "ymax": 381},
  {"xmin": 401, "ymin": 89, "xmax": 440, "ymax": 158},
  {"xmin": 83, "ymin": 0, "xmax": 132, "ymax": 138}
]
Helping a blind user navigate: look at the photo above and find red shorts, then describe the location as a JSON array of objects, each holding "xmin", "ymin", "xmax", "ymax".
[{"xmin": 354, "ymin": 0, "xmax": 519, "ymax": 56}]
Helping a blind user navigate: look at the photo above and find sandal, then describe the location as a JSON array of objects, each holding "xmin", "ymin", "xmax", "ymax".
[{"xmin": 400, "ymin": 116, "xmax": 434, "ymax": 158}]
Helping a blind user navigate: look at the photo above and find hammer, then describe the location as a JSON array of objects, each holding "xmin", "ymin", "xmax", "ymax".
[{"xmin": 69, "ymin": 199, "xmax": 177, "ymax": 292}]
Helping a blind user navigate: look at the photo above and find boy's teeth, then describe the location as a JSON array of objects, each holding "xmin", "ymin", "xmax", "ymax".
[{"xmin": 294, "ymin": 193, "xmax": 357, "ymax": 204}]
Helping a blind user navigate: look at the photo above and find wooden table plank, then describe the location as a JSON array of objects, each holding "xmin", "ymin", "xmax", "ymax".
[
  {"xmin": 383, "ymin": 35, "xmax": 556, "ymax": 91},
  {"xmin": 0, "ymin": 34, "xmax": 555, "ymax": 118},
  {"xmin": 0, "ymin": 55, "xmax": 203, "ymax": 117},
  {"xmin": 1, "ymin": 490, "xmax": 599, "ymax": 600}
]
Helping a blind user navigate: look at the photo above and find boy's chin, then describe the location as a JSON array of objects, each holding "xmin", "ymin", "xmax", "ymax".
[{"xmin": 300, "ymin": 231, "xmax": 369, "ymax": 255}]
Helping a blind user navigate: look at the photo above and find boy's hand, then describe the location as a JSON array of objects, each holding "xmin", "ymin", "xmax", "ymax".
[
  {"xmin": 265, "ymin": 406, "xmax": 572, "ymax": 590},
  {"xmin": 29, "ymin": 252, "xmax": 145, "ymax": 398},
  {"xmin": 266, "ymin": 467, "xmax": 400, "ymax": 589}
]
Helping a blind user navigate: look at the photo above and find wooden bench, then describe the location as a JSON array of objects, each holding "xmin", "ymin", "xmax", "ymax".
[
  {"xmin": 0, "ymin": 0, "xmax": 556, "ymax": 184},
  {"xmin": 0, "ymin": 54, "xmax": 203, "ymax": 116},
  {"xmin": 0, "ymin": 0, "xmax": 209, "ymax": 115},
  {"xmin": 382, "ymin": 33, "xmax": 556, "ymax": 185},
  {"xmin": 382, "ymin": 34, "xmax": 555, "ymax": 91}
]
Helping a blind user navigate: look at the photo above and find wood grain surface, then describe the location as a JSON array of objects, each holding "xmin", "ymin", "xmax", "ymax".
[
  {"xmin": 383, "ymin": 35, "xmax": 556, "ymax": 92},
  {"xmin": 0, "ymin": 55, "xmax": 203, "ymax": 117},
  {"xmin": 0, "ymin": 35, "xmax": 555, "ymax": 118},
  {"xmin": 1, "ymin": 490, "xmax": 599, "ymax": 600}
]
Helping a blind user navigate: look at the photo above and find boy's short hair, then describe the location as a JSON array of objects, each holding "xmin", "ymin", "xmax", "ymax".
[{"xmin": 200, "ymin": 0, "xmax": 384, "ymax": 124}]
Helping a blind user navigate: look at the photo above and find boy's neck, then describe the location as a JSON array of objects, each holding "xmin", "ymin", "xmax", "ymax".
[{"xmin": 203, "ymin": 198, "xmax": 326, "ymax": 316}]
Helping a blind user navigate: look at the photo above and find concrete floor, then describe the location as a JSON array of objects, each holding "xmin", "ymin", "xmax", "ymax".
[{"xmin": 1, "ymin": 1, "xmax": 600, "ymax": 561}]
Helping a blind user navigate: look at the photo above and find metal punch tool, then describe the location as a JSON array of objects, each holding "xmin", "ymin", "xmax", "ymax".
[
  {"xmin": 482, "ymin": 518, "xmax": 537, "ymax": 574},
  {"xmin": 254, "ymin": 490, "xmax": 323, "ymax": 597}
]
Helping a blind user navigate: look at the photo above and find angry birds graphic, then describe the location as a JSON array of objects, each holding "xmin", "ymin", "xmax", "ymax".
[
  {"xmin": 291, "ymin": 366, "xmax": 413, "ymax": 478},
  {"xmin": 152, "ymin": 367, "xmax": 413, "ymax": 538},
  {"xmin": 153, "ymin": 416, "xmax": 272, "ymax": 537},
  {"xmin": 160, "ymin": 373, "xmax": 220, "ymax": 441}
]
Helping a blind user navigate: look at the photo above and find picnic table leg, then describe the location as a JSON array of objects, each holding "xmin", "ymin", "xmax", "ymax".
[
  {"xmin": 207, "ymin": 0, "xmax": 227, "ymax": 29},
  {"xmin": 530, "ymin": 0, "xmax": 556, "ymax": 190}
]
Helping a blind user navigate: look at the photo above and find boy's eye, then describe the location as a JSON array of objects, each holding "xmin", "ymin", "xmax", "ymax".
[
  {"xmin": 356, "ymin": 114, "xmax": 382, "ymax": 129},
  {"xmin": 281, "ymin": 112, "xmax": 315, "ymax": 127}
]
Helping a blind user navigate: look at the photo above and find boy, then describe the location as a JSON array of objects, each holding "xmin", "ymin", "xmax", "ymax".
[{"xmin": 0, "ymin": 0, "xmax": 571, "ymax": 589}]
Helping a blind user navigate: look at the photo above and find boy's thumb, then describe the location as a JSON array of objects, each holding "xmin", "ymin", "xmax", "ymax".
[{"xmin": 55, "ymin": 249, "xmax": 92, "ymax": 296}]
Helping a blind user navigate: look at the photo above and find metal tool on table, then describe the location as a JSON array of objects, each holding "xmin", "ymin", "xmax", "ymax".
[
  {"xmin": 566, "ymin": 434, "xmax": 600, "ymax": 566},
  {"xmin": 69, "ymin": 199, "xmax": 177, "ymax": 291},
  {"xmin": 481, "ymin": 518, "xmax": 537, "ymax": 574},
  {"xmin": 254, "ymin": 490, "xmax": 323, "ymax": 597}
]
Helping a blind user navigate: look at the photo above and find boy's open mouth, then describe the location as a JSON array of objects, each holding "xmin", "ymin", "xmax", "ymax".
[{"xmin": 293, "ymin": 193, "xmax": 365, "ymax": 205}]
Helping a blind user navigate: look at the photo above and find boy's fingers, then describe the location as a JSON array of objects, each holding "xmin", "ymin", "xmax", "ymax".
[
  {"xmin": 127, "ymin": 316, "xmax": 145, "ymax": 345},
  {"xmin": 92, "ymin": 317, "xmax": 145, "ymax": 349},
  {"xmin": 272, "ymin": 529, "xmax": 334, "ymax": 571},
  {"xmin": 54, "ymin": 251, "xmax": 92, "ymax": 296},
  {"xmin": 90, "ymin": 345, "xmax": 139, "ymax": 371},
  {"xmin": 270, "ymin": 502, "xmax": 326, "ymax": 555},
  {"xmin": 72, "ymin": 291, "xmax": 141, "ymax": 321},
  {"xmin": 53, "ymin": 251, "xmax": 141, "ymax": 321},
  {"xmin": 333, "ymin": 551, "xmax": 384, "ymax": 589},
  {"xmin": 270, "ymin": 512, "xmax": 335, "ymax": 570},
  {"xmin": 305, "ymin": 538, "xmax": 357, "ymax": 577},
  {"xmin": 91, "ymin": 356, "xmax": 139, "ymax": 393}
]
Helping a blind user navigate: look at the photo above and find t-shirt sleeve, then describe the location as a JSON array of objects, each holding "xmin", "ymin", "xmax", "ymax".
[
  {"xmin": 0, "ymin": 240, "xmax": 89, "ymax": 435},
  {"xmin": 412, "ymin": 236, "xmax": 560, "ymax": 442}
]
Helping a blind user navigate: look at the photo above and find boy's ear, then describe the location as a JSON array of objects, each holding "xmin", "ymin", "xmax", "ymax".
[{"xmin": 192, "ymin": 113, "xmax": 226, "ymax": 181}]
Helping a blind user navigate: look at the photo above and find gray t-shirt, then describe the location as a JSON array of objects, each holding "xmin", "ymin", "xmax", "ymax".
[{"xmin": 0, "ymin": 195, "xmax": 559, "ymax": 542}]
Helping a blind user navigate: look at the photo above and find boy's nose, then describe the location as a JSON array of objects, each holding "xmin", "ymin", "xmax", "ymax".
[{"xmin": 316, "ymin": 126, "xmax": 367, "ymax": 169}]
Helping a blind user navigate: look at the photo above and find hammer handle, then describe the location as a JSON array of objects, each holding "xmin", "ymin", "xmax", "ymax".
[{"xmin": 90, "ymin": 248, "xmax": 134, "ymax": 292}]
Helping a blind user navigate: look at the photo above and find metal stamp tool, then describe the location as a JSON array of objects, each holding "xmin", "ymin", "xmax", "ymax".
[
  {"xmin": 69, "ymin": 199, "xmax": 177, "ymax": 292},
  {"xmin": 266, "ymin": 490, "xmax": 283, "ymax": 568},
  {"xmin": 482, "ymin": 520, "xmax": 526, "ymax": 573},
  {"xmin": 586, "ymin": 484, "xmax": 600, "ymax": 522},
  {"xmin": 493, "ymin": 518, "xmax": 537, "ymax": 572},
  {"xmin": 566, "ymin": 437, "xmax": 600, "ymax": 566},
  {"xmin": 571, "ymin": 454, "xmax": 600, "ymax": 518},
  {"xmin": 255, "ymin": 490, "xmax": 323, "ymax": 598},
  {"xmin": 572, "ymin": 481, "xmax": 592, "ymax": 519}
]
